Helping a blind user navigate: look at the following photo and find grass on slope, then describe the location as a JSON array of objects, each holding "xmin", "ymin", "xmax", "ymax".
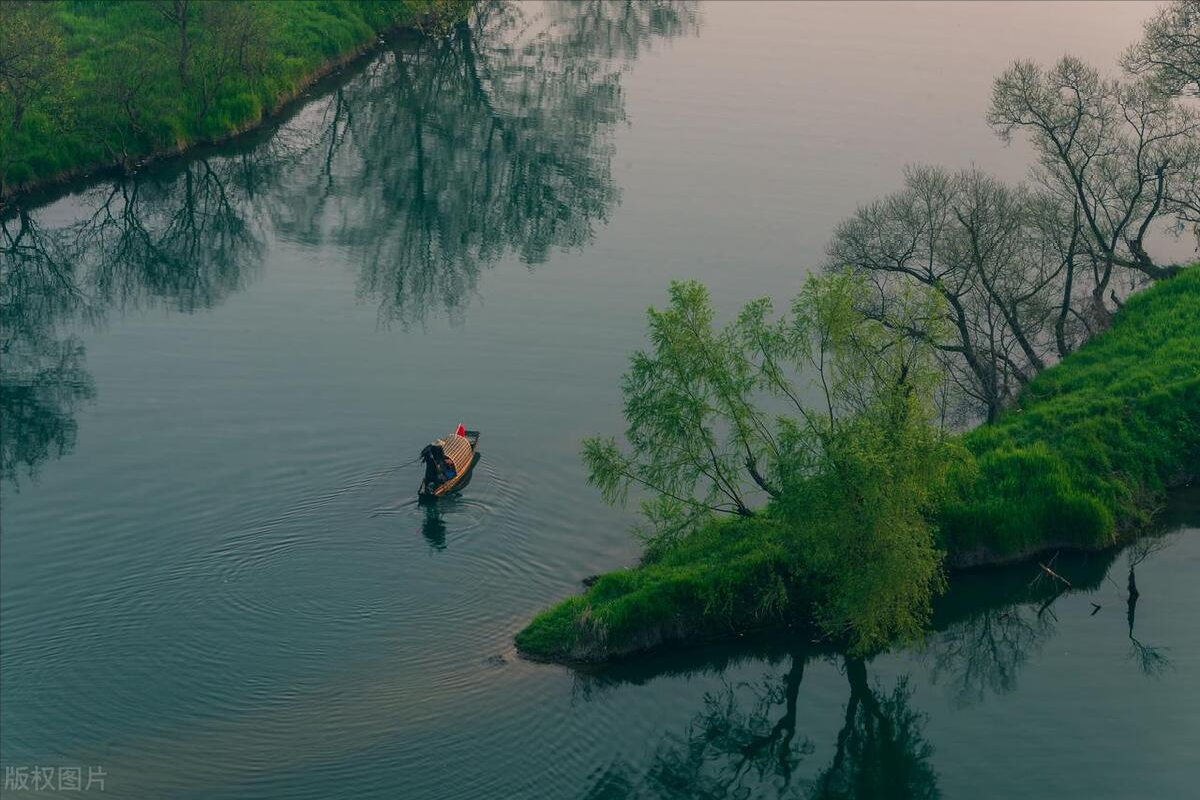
[{"xmin": 941, "ymin": 267, "xmax": 1200, "ymax": 559}]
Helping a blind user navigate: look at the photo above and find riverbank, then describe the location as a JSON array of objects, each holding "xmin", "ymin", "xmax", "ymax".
[
  {"xmin": 516, "ymin": 266, "xmax": 1200, "ymax": 662},
  {"xmin": 0, "ymin": 0, "xmax": 473, "ymax": 206}
]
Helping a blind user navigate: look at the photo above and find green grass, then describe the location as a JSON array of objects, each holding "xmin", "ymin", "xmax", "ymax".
[
  {"xmin": 2, "ymin": 0, "xmax": 473, "ymax": 197},
  {"xmin": 516, "ymin": 516, "xmax": 805, "ymax": 661},
  {"xmin": 942, "ymin": 267, "xmax": 1200, "ymax": 559},
  {"xmin": 517, "ymin": 267, "xmax": 1200, "ymax": 661}
]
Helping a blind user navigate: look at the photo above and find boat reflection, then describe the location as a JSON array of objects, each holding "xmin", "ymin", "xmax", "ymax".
[{"xmin": 421, "ymin": 506, "xmax": 448, "ymax": 552}]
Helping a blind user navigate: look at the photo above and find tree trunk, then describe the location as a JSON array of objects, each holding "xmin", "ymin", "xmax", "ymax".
[
  {"xmin": 177, "ymin": 8, "xmax": 190, "ymax": 86},
  {"xmin": 1127, "ymin": 259, "xmax": 1185, "ymax": 282},
  {"xmin": 1055, "ymin": 254, "xmax": 1075, "ymax": 359},
  {"xmin": 1086, "ymin": 289, "xmax": 1112, "ymax": 333}
]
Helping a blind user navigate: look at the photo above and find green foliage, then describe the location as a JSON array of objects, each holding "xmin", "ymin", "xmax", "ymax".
[
  {"xmin": 584, "ymin": 273, "xmax": 950, "ymax": 543},
  {"xmin": 583, "ymin": 280, "xmax": 769, "ymax": 538},
  {"xmin": 781, "ymin": 415, "xmax": 956, "ymax": 654},
  {"xmin": 565, "ymin": 273, "xmax": 957, "ymax": 657},
  {"xmin": 0, "ymin": 2, "xmax": 76, "ymax": 179},
  {"xmin": 774, "ymin": 276, "xmax": 957, "ymax": 652},
  {"xmin": 0, "ymin": 0, "xmax": 475, "ymax": 195}
]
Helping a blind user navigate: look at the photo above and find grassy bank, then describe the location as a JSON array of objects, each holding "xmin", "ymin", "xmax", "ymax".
[
  {"xmin": 0, "ymin": 0, "xmax": 473, "ymax": 201},
  {"xmin": 941, "ymin": 268, "xmax": 1200, "ymax": 564},
  {"xmin": 516, "ymin": 267, "xmax": 1200, "ymax": 662}
]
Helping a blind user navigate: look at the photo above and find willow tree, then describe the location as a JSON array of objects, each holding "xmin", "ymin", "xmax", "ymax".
[
  {"xmin": 583, "ymin": 275, "xmax": 953, "ymax": 524},
  {"xmin": 583, "ymin": 280, "xmax": 772, "ymax": 533},
  {"xmin": 583, "ymin": 273, "xmax": 956, "ymax": 651},
  {"xmin": 770, "ymin": 278, "xmax": 955, "ymax": 652}
]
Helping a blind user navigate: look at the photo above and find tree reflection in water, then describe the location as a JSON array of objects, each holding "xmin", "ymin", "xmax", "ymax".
[
  {"xmin": 0, "ymin": 0, "xmax": 699, "ymax": 482},
  {"xmin": 573, "ymin": 530, "xmax": 1200, "ymax": 800},
  {"xmin": 582, "ymin": 648, "xmax": 938, "ymax": 800},
  {"xmin": 914, "ymin": 556, "xmax": 1112, "ymax": 706},
  {"xmin": 268, "ymin": 0, "xmax": 700, "ymax": 326},
  {"xmin": 0, "ymin": 212, "xmax": 95, "ymax": 486},
  {"xmin": 813, "ymin": 660, "xmax": 938, "ymax": 800},
  {"xmin": 76, "ymin": 165, "xmax": 263, "ymax": 314},
  {"xmin": 1, "ymin": 158, "xmax": 264, "ymax": 484}
]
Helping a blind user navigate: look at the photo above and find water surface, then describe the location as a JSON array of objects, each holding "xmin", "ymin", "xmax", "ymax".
[{"xmin": 2, "ymin": 2, "xmax": 1197, "ymax": 798}]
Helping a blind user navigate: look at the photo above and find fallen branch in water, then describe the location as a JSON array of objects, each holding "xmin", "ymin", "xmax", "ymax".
[{"xmin": 1039, "ymin": 562, "xmax": 1072, "ymax": 588}]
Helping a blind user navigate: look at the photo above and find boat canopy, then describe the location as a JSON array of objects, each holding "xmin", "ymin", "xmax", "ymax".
[{"xmin": 437, "ymin": 433, "xmax": 473, "ymax": 470}]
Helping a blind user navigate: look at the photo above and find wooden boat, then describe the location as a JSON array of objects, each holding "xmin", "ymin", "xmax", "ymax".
[{"xmin": 418, "ymin": 427, "xmax": 481, "ymax": 499}]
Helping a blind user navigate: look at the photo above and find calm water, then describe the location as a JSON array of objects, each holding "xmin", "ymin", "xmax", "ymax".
[{"xmin": 2, "ymin": 2, "xmax": 1197, "ymax": 798}]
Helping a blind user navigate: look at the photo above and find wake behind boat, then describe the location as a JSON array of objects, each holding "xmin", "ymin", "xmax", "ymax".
[{"xmin": 418, "ymin": 425, "xmax": 481, "ymax": 500}]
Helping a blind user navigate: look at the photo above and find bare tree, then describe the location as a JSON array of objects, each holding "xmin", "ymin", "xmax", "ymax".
[
  {"xmin": 1025, "ymin": 191, "xmax": 1092, "ymax": 358},
  {"xmin": 190, "ymin": 1, "xmax": 270, "ymax": 126},
  {"xmin": 1165, "ymin": 133, "xmax": 1200, "ymax": 247},
  {"xmin": 154, "ymin": 0, "xmax": 194, "ymax": 86},
  {"xmin": 90, "ymin": 41, "xmax": 164, "ymax": 170},
  {"xmin": 988, "ymin": 56, "xmax": 1200, "ymax": 325},
  {"xmin": 827, "ymin": 166, "xmax": 1078, "ymax": 422},
  {"xmin": 1122, "ymin": 0, "xmax": 1200, "ymax": 98}
]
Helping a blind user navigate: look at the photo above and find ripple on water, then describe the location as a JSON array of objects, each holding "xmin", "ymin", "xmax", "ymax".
[
  {"xmin": 191, "ymin": 453, "xmax": 548, "ymax": 673},
  {"xmin": 5, "ymin": 446, "xmax": 624, "ymax": 800}
]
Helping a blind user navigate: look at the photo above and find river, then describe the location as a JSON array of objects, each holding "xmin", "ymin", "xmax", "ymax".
[{"xmin": 2, "ymin": 2, "xmax": 1197, "ymax": 798}]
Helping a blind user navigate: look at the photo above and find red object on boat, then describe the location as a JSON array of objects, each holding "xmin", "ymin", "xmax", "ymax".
[{"xmin": 456, "ymin": 423, "xmax": 467, "ymax": 437}]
